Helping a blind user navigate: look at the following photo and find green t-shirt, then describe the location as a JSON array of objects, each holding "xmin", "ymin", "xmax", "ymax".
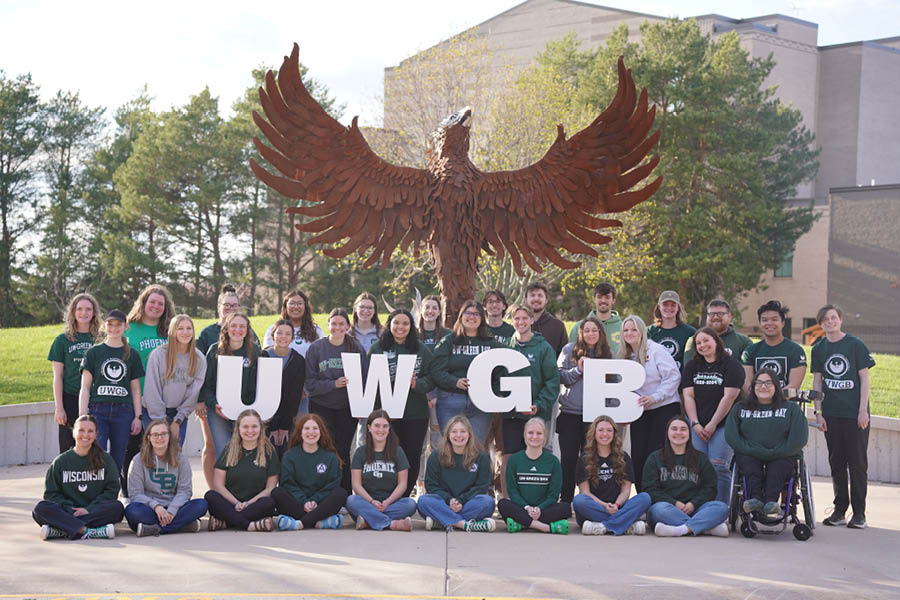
[
  {"xmin": 127, "ymin": 321, "xmax": 167, "ymax": 392},
  {"xmin": 648, "ymin": 323, "xmax": 696, "ymax": 369},
  {"xmin": 48, "ymin": 332, "xmax": 94, "ymax": 395},
  {"xmin": 811, "ymin": 334, "xmax": 875, "ymax": 418},
  {"xmin": 741, "ymin": 338, "xmax": 807, "ymax": 387},
  {"xmin": 351, "ymin": 446, "xmax": 410, "ymax": 502},
  {"xmin": 487, "ymin": 322, "xmax": 515, "ymax": 346},
  {"xmin": 215, "ymin": 445, "xmax": 280, "ymax": 502},
  {"xmin": 81, "ymin": 343, "xmax": 145, "ymax": 403}
]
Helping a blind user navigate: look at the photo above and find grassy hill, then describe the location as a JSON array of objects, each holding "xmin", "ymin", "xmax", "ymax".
[{"xmin": 2, "ymin": 317, "xmax": 897, "ymax": 418}]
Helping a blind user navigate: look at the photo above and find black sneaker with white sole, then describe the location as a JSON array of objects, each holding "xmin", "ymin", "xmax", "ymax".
[
  {"xmin": 823, "ymin": 512, "xmax": 847, "ymax": 526},
  {"xmin": 847, "ymin": 515, "xmax": 867, "ymax": 529}
]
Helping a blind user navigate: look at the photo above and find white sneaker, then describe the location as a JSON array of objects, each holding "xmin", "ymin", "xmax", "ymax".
[
  {"xmin": 654, "ymin": 523, "xmax": 687, "ymax": 537},
  {"xmin": 704, "ymin": 522, "xmax": 729, "ymax": 537},
  {"xmin": 425, "ymin": 516, "xmax": 435, "ymax": 531},
  {"xmin": 581, "ymin": 520, "xmax": 607, "ymax": 535},
  {"xmin": 627, "ymin": 521, "xmax": 647, "ymax": 536}
]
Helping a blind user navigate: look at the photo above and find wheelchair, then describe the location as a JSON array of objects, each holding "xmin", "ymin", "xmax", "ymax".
[{"xmin": 728, "ymin": 389, "xmax": 819, "ymax": 541}]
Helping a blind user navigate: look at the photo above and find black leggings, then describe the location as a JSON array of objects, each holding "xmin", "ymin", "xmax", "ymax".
[
  {"xmin": 204, "ymin": 490, "xmax": 277, "ymax": 530},
  {"xmin": 556, "ymin": 412, "xmax": 590, "ymax": 502},
  {"xmin": 58, "ymin": 392, "xmax": 79, "ymax": 453},
  {"xmin": 32, "ymin": 499, "xmax": 124, "ymax": 539},
  {"xmin": 630, "ymin": 403, "xmax": 681, "ymax": 493},
  {"xmin": 271, "ymin": 486, "xmax": 349, "ymax": 529},
  {"xmin": 497, "ymin": 499, "xmax": 572, "ymax": 527},
  {"xmin": 393, "ymin": 417, "xmax": 428, "ymax": 496},
  {"xmin": 309, "ymin": 401, "xmax": 355, "ymax": 493}
]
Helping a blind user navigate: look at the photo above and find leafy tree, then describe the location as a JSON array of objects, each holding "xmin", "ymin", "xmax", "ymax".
[
  {"xmin": 538, "ymin": 20, "xmax": 818, "ymax": 319},
  {"xmin": 0, "ymin": 71, "xmax": 45, "ymax": 326},
  {"xmin": 22, "ymin": 91, "xmax": 105, "ymax": 321}
]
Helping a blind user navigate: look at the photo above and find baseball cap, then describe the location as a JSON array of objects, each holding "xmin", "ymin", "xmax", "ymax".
[
  {"xmin": 104, "ymin": 309, "xmax": 127, "ymax": 322},
  {"xmin": 658, "ymin": 291, "xmax": 681, "ymax": 305}
]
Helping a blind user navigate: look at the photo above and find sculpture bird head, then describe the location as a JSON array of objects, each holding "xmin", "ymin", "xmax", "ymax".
[{"xmin": 427, "ymin": 106, "xmax": 472, "ymax": 167}]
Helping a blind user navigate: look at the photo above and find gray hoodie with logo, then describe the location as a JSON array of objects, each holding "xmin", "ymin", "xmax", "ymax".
[{"xmin": 126, "ymin": 452, "xmax": 193, "ymax": 515}]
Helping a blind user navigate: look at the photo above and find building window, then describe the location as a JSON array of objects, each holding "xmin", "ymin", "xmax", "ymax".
[{"xmin": 774, "ymin": 252, "xmax": 793, "ymax": 278}]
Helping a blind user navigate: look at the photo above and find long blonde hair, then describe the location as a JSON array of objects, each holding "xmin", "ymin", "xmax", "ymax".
[
  {"xmin": 140, "ymin": 419, "xmax": 180, "ymax": 468},
  {"xmin": 223, "ymin": 409, "xmax": 274, "ymax": 468},
  {"xmin": 164, "ymin": 314, "xmax": 200, "ymax": 380},
  {"xmin": 617, "ymin": 315, "xmax": 649, "ymax": 365},
  {"xmin": 63, "ymin": 292, "xmax": 101, "ymax": 342},
  {"xmin": 438, "ymin": 415, "xmax": 482, "ymax": 470}
]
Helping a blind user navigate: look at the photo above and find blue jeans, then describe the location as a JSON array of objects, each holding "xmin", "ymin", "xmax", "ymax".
[
  {"xmin": 141, "ymin": 407, "xmax": 189, "ymax": 448},
  {"xmin": 89, "ymin": 402, "xmax": 134, "ymax": 472},
  {"xmin": 573, "ymin": 492, "xmax": 651, "ymax": 535},
  {"xmin": 124, "ymin": 499, "xmax": 209, "ymax": 534},
  {"xmin": 345, "ymin": 496, "xmax": 417, "ymax": 530},
  {"xmin": 692, "ymin": 427, "xmax": 733, "ymax": 503},
  {"xmin": 207, "ymin": 408, "xmax": 234, "ymax": 460},
  {"xmin": 417, "ymin": 493, "xmax": 495, "ymax": 528},
  {"xmin": 435, "ymin": 390, "xmax": 492, "ymax": 448},
  {"xmin": 648, "ymin": 500, "xmax": 728, "ymax": 535}
]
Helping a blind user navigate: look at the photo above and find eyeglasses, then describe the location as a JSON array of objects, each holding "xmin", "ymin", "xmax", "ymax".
[
  {"xmin": 149, "ymin": 432, "xmax": 170, "ymax": 439},
  {"xmin": 707, "ymin": 311, "xmax": 729, "ymax": 317},
  {"xmin": 463, "ymin": 311, "xmax": 481, "ymax": 318},
  {"xmin": 286, "ymin": 301, "xmax": 304, "ymax": 308},
  {"xmin": 754, "ymin": 380, "xmax": 775, "ymax": 388},
  {"xmin": 221, "ymin": 303, "xmax": 239, "ymax": 310}
]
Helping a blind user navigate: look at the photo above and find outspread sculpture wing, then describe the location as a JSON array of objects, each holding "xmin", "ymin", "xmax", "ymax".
[
  {"xmin": 249, "ymin": 43, "xmax": 433, "ymax": 268},
  {"xmin": 475, "ymin": 57, "xmax": 662, "ymax": 275}
]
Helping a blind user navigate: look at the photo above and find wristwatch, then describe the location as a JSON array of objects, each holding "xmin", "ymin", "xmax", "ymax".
[{"xmin": 690, "ymin": 420, "xmax": 700, "ymax": 427}]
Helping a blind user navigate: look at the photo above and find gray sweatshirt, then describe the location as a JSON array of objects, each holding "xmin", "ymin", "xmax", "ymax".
[
  {"xmin": 143, "ymin": 346, "xmax": 207, "ymax": 423},
  {"xmin": 126, "ymin": 452, "xmax": 193, "ymax": 515},
  {"xmin": 304, "ymin": 337, "xmax": 367, "ymax": 409}
]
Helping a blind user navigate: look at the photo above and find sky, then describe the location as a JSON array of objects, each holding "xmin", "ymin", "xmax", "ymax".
[{"xmin": 2, "ymin": 0, "xmax": 899, "ymax": 127}]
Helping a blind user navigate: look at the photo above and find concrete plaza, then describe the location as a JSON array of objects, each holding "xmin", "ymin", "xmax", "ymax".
[{"xmin": 2, "ymin": 458, "xmax": 899, "ymax": 600}]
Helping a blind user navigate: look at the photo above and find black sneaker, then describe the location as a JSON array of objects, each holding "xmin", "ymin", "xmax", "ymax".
[
  {"xmin": 847, "ymin": 515, "xmax": 867, "ymax": 529},
  {"xmin": 823, "ymin": 511, "xmax": 847, "ymax": 526}
]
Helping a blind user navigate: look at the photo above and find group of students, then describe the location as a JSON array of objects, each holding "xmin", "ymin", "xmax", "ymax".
[{"xmin": 36, "ymin": 280, "xmax": 874, "ymax": 540}]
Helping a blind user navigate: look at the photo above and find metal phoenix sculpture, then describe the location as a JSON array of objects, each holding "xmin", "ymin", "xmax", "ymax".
[{"xmin": 251, "ymin": 44, "xmax": 662, "ymax": 323}]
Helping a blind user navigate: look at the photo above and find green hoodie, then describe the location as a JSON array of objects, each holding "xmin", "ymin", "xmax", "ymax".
[
  {"xmin": 504, "ymin": 332, "xmax": 560, "ymax": 422},
  {"xmin": 368, "ymin": 340, "xmax": 435, "ymax": 419},
  {"xmin": 725, "ymin": 400, "xmax": 808, "ymax": 459},
  {"xmin": 568, "ymin": 310, "xmax": 623, "ymax": 356}
]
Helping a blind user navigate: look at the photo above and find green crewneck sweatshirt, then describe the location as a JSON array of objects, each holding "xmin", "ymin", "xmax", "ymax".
[
  {"xmin": 642, "ymin": 450, "xmax": 717, "ymax": 508},
  {"xmin": 424, "ymin": 450, "xmax": 491, "ymax": 504},
  {"xmin": 725, "ymin": 400, "xmax": 808, "ymax": 459},
  {"xmin": 505, "ymin": 449, "xmax": 562, "ymax": 509},
  {"xmin": 43, "ymin": 448, "xmax": 120, "ymax": 511},
  {"xmin": 280, "ymin": 445, "xmax": 342, "ymax": 505}
]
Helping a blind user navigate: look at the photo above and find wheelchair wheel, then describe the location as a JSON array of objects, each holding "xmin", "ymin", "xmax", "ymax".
[
  {"xmin": 801, "ymin": 458, "xmax": 816, "ymax": 529},
  {"xmin": 728, "ymin": 465, "xmax": 740, "ymax": 532},
  {"xmin": 793, "ymin": 524, "xmax": 812, "ymax": 541},
  {"xmin": 740, "ymin": 522, "xmax": 757, "ymax": 538}
]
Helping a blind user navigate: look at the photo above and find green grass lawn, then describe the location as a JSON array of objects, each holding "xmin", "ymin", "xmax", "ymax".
[{"xmin": 2, "ymin": 318, "xmax": 898, "ymax": 418}]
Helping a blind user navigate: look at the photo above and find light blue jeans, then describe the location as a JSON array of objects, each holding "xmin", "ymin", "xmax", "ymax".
[
  {"xmin": 207, "ymin": 408, "xmax": 234, "ymax": 460},
  {"xmin": 345, "ymin": 496, "xmax": 418, "ymax": 530},
  {"xmin": 648, "ymin": 500, "xmax": 728, "ymax": 535},
  {"xmin": 435, "ymin": 390, "xmax": 491, "ymax": 448},
  {"xmin": 416, "ymin": 493, "xmax": 495, "ymax": 528},
  {"xmin": 572, "ymin": 492, "xmax": 651, "ymax": 535},
  {"xmin": 692, "ymin": 427, "xmax": 734, "ymax": 503}
]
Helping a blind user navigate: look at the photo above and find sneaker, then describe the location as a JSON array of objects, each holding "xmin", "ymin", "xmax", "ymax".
[
  {"xmin": 276, "ymin": 514, "xmax": 301, "ymax": 531},
  {"xmin": 654, "ymin": 523, "xmax": 687, "ymax": 537},
  {"xmin": 705, "ymin": 522, "xmax": 730, "ymax": 538},
  {"xmin": 136, "ymin": 522, "xmax": 161, "ymax": 537},
  {"xmin": 356, "ymin": 516, "xmax": 369, "ymax": 530},
  {"xmin": 339, "ymin": 506, "xmax": 349, "ymax": 515},
  {"xmin": 81, "ymin": 524, "xmax": 115, "ymax": 540},
  {"xmin": 180, "ymin": 519, "xmax": 202, "ymax": 533},
  {"xmin": 627, "ymin": 521, "xmax": 647, "ymax": 536},
  {"xmin": 505, "ymin": 517, "xmax": 522, "ymax": 533},
  {"xmin": 549, "ymin": 519, "xmax": 569, "ymax": 535},
  {"xmin": 743, "ymin": 498, "xmax": 764, "ymax": 513},
  {"xmin": 389, "ymin": 517, "xmax": 412, "ymax": 532},
  {"xmin": 581, "ymin": 520, "xmax": 607, "ymax": 536},
  {"xmin": 464, "ymin": 518, "xmax": 496, "ymax": 532},
  {"xmin": 40, "ymin": 525, "xmax": 66, "ymax": 540},
  {"xmin": 424, "ymin": 516, "xmax": 435, "ymax": 531},
  {"xmin": 763, "ymin": 501, "xmax": 782, "ymax": 517},
  {"xmin": 823, "ymin": 510, "xmax": 847, "ymax": 527},
  {"xmin": 847, "ymin": 515, "xmax": 867, "ymax": 529},
  {"xmin": 315, "ymin": 514, "xmax": 343, "ymax": 529}
]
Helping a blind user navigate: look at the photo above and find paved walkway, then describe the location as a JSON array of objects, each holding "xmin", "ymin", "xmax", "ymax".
[{"xmin": 2, "ymin": 458, "xmax": 899, "ymax": 600}]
